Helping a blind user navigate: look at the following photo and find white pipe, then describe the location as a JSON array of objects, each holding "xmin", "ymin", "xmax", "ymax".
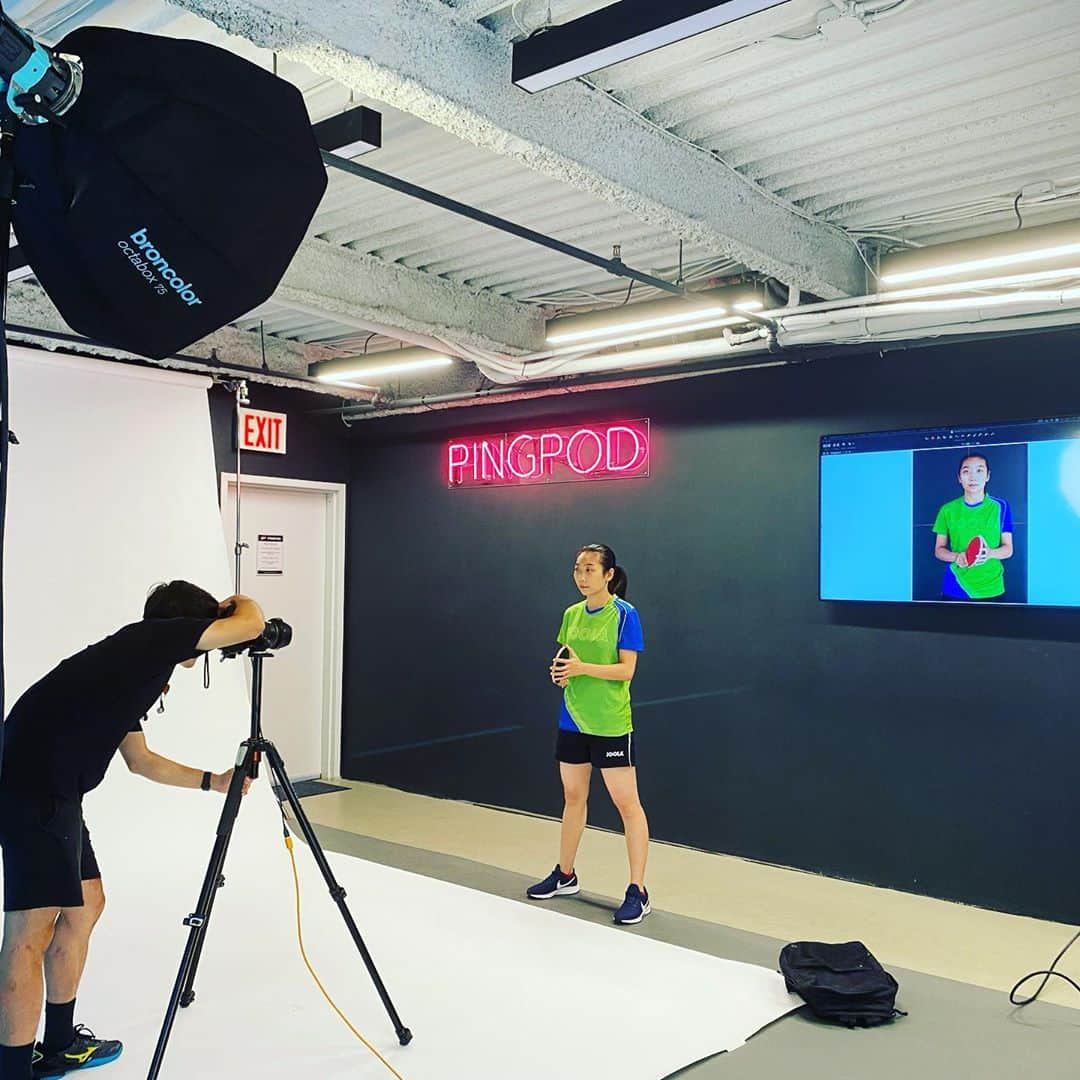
[
  {"xmin": 469, "ymin": 284, "xmax": 1080, "ymax": 384},
  {"xmin": 778, "ymin": 290, "xmax": 1080, "ymax": 340},
  {"xmin": 779, "ymin": 306, "xmax": 1080, "ymax": 348},
  {"xmin": 862, "ymin": 0, "xmax": 921, "ymax": 22},
  {"xmin": 346, "ymin": 286, "xmax": 1080, "ymax": 418},
  {"xmin": 345, "ymin": 353, "xmax": 786, "ymax": 420}
]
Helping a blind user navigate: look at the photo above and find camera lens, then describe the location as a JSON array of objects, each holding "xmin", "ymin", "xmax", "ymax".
[{"xmin": 261, "ymin": 617, "xmax": 293, "ymax": 651}]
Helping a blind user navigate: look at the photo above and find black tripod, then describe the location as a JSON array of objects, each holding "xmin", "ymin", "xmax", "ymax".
[{"xmin": 147, "ymin": 649, "xmax": 412, "ymax": 1080}]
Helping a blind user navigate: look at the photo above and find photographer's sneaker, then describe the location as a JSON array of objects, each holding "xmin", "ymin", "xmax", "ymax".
[
  {"xmin": 33, "ymin": 1026, "xmax": 123, "ymax": 1077},
  {"xmin": 614, "ymin": 884, "xmax": 651, "ymax": 925},
  {"xmin": 527, "ymin": 865, "xmax": 579, "ymax": 899}
]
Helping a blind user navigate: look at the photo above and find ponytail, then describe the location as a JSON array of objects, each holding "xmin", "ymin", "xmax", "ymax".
[{"xmin": 610, "ymin": 565, "xmax": 628, "ymax": 599}]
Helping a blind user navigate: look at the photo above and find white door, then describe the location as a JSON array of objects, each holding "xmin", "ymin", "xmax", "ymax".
[{"xmin": 222, "ymin": 481, "xmax": 330, "ymax": 781}]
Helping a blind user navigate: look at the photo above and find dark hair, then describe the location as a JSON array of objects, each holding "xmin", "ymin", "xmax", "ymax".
[
  {"xmin": 958, "ymin": 452, "xmax": 990, "ymax": 474},
  {"xmin": 144, "ymin": 580, "xmax": 220, "ymax": 621},
  {"xmin": 577, "ymin": 544, "xmax": 628, "ymax": 599}
]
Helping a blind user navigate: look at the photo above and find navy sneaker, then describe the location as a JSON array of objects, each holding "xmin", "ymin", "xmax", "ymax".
[
  {"xmin": 33, "ymin": 1025, "xmax": 123, "ymax": 1077},
  {"xmin": 527, "ymin": 865, "xmax": 579, "ymax": 899},
  {"xmin": 614, "ymin": 884, "xmax": 651, "ymax": 925}
]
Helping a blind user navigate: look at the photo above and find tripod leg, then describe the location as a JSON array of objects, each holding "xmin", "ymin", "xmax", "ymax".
[
  {"xmin": 147, "ymin": 744, "xmax": 254, "ymax": 1080},
  {"xmin": 176, "ymin": 762, "xmax": 250, "ymax": 1007},
  {"xmin": 265, "ymin": 744, "xmax": 413, "ymax": 1047}
]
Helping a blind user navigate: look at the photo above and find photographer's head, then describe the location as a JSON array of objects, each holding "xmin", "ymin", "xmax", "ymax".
[
  {"xmin": 144, "ymin": 580, "xmax": 219, "ymax": 668},
  {"xmin": 144, "ymin": 580, "xmax": 219, "ymax": 621}
]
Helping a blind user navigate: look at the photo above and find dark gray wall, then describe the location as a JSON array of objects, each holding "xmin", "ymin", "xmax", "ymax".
[
  {"xmin": 342, "ymin": 330, "xmax": 1080, "ymax": 922},
  {"xmin": 209, "ymin": 382, "xmax": 350, "ymax": 488}
]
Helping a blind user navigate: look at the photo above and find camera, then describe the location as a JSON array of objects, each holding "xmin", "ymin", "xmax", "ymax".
[{"xmin": 220, "ymin": 616, "xmax": 293, "ymax": 659}]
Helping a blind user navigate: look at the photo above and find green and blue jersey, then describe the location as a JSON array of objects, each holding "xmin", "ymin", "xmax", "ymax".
[
  {"xmin": 933, "ymin": 494, "xmax": 1013, "ymax": 599},
  {"xmin": 557, "ymin": 596, "xmax": 645, "ymax": 737}
]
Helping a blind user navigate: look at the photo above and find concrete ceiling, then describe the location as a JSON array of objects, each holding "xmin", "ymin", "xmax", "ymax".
[{"xmin": 8, "ymin": 0, "xmax": 1080, "ymax": 398}]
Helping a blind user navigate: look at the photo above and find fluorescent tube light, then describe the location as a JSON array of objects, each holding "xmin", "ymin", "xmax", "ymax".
[
  {"xmin": 513, "ymin": 0, "xmax": 792, "ymax": 93},
  {"xmin": 311, "ymin": 349, "xmax": 453, "ymax": 384}
]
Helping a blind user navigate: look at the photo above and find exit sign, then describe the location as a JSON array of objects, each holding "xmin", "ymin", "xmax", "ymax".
[{"xmin": 238, "ymin": 408, "xmax": 287, "ymax": 455}]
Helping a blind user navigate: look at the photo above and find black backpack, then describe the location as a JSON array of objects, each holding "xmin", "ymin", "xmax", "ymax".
[{"xmin": 779, "ymin": 941, "xmax": 906, "ymax": 1028}]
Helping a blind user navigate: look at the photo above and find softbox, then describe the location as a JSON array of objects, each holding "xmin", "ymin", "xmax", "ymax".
[{"xmin": 10, "ymin": 26, "xmax": 327, "ymax": 359}]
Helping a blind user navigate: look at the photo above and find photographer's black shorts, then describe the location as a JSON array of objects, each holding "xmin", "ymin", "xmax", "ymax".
[
  {"xmin": 556, "ymin": 729, "xmax": 637, "ymax": 768},
  {"xmin": 0, "ymin": 788, "xmax": 100, "ymax": 912}
]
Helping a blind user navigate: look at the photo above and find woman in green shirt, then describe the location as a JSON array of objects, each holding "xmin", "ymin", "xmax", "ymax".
[{"xmin": 526, "ymin": 544, "xmax": 650, "ymax": 925}]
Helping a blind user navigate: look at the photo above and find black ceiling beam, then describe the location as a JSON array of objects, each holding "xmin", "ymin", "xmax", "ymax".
[
  {"xmin": 322, "ymin": 149, "xmax": 686, "ymax": 297},
  {"xmin": 312, "ymin": 104, "xmax": 382, "ymax": 158}
]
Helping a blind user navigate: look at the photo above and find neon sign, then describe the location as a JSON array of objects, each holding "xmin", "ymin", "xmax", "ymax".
[{"xmin": 447, "ymin": 419, "xmax": 650, "ymax": 488}]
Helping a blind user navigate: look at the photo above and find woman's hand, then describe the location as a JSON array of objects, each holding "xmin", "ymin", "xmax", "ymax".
[
  {"xmin": 956, "ymin": 537, "xmax": 989, "ymax": 569},
  {"xmin": 549, "ymin": 652, "xmax": 564, "ymax": 686},
  {"xmin": 551, "ymin": 646, "xmax": 585, "ymax": 681}
]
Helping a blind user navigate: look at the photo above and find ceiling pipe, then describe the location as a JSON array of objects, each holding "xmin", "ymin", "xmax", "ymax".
[
  {"xmin": 322, "ymin": 150, "xmax": 687, "ymax": 298},
  {"xmin": 330, "ymin": 346, "xmax": 782, "ymax": 420},
  {"xmin": 481, "ymin": 283, "xmax": 1080, "ymax": 381}
]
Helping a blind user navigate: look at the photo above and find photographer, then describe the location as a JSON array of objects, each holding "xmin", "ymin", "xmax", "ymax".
[{"xmin": 0, "ymin": 581, "xmax": 265, "ymax": 1080}]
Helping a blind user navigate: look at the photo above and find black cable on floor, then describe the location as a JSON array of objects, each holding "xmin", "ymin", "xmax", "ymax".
[{"xmin": 1009, "ymin": 928, "xmax": 1080, "ymax": 1005}]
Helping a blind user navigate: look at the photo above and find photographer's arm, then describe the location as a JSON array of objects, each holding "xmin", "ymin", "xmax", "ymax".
[
  {"xmin": 195, "ymin": 594, "xmax": 266, "ymax": 653},
  {"xmin": 119, "ymin": 731, "xmax": 251, "ymax": 794}
]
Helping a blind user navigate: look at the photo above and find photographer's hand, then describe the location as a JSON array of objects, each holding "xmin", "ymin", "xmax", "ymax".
[
  {"xmin": 197, "ymin": 595, "xmax": 267, "ymax": 653},
  {"xmin": 212, "ymin": 768, "xmax": 253, "ymax": 795},
  {"xmin": 219, "ymin": 594, "xmax": 264, "ymax": 620}
]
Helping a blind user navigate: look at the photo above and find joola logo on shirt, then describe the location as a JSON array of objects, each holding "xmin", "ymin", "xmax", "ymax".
[
  {"xmin": 116, "ymin": 227, "xmax": 205, "ymax": 308},
  {"xmin": 605, "ymin": 750, "xmax": 625, "ymax": 758}
]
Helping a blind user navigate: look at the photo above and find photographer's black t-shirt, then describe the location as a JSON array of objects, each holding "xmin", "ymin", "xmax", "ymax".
[{"xmin": 0, "ymin": 617, "xmax": 214, "ymax": 797}]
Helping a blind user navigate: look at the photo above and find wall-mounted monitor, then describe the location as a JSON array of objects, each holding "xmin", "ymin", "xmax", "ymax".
[{"xmin": 820, "ymin": 415, "xmax": 1080, "ymax": 605}]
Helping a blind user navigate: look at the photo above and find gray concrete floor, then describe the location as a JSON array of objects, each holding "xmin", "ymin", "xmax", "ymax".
[{"xmin": 312, "ymin": 821, "xmax": 1080, "ymax": 1080}]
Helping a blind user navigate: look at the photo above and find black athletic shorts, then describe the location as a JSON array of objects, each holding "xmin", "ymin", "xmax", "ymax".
[
  {"xmin": 556, "ymin": 729, "xmax": 637, "ymax": 768},
  {"xmin": 0, "ymin": 788, "xmax": 100, "ymax": 911}
]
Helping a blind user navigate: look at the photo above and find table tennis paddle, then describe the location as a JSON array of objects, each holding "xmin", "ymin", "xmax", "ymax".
[{"xmin": 964, "ymin": 535, "xmax": 987, "ymax": 566}]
